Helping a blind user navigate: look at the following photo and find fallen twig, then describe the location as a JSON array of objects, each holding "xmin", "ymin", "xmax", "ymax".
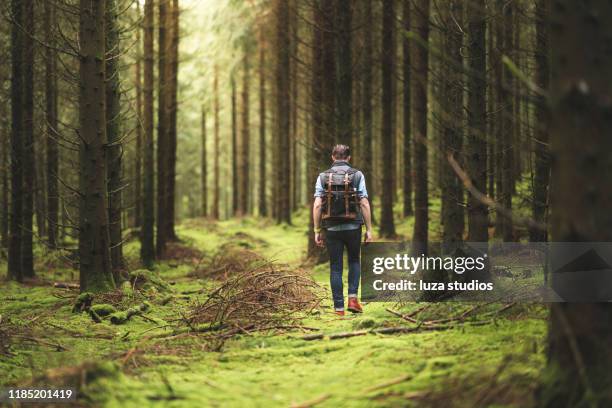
[
  {"xmin": 363, "ymin": 374, "xmax": 412, "ymax": 393},
  {"xmin": 291, "ymin": 393, "xmax": 331, "ymax": 408}
]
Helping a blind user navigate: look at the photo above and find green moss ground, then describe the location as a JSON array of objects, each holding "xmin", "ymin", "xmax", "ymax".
[{"xmin": 0, "ymin": 206, "xmax": 547, "ymax": 407}]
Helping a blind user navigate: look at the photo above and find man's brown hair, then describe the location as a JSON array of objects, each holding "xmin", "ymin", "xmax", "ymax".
[{"xmin": 332, "ymin": 144, "xmax": 350, "ymax": 160}]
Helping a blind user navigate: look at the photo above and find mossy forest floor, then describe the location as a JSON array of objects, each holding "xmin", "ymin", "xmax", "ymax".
[{"xmin": 0, "ymin": 210, "xmax": 547, "ymax": 407}]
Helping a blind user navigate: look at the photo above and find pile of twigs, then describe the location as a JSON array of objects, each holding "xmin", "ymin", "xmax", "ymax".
[{"xmin": 188, "ymin": 261, "xmax": 322, "ymax": 344}]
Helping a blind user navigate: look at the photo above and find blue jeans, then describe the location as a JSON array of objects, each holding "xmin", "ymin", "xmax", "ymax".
[{"xmin": 326, "ymin": 228, "xmax": 361, "ymax": 310}]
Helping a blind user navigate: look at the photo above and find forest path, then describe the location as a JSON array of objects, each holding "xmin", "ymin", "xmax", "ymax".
[{"xmin": 0, "ymin": 214, "xmax": 546, "ymax": 407}]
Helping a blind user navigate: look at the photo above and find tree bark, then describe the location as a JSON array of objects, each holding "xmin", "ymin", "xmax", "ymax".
[
  {"xmin": 530, "ymin": 0, "xmax": 549, "ymax": 242},
  {"xmin": 156, "ymin": 0, "xmax": 169, "ymax": 257},
  {"xmin": 466, "ymin": 0, "xmax": 488, "ymax": 243},
  {"xmin": 542, "ymin": 1, "xmax": 612, "ymax": 405},
  {"xmin": 165, "ymin": 0, "xmax": 179, "ymax": 240},
  {"xmin": 441, "ymin": 0, "xmax": 464, "ymax": 245},
  {"xmin": 240, "ymin": 45, "xmax": 251, "ymax": 215},
  {"xmin": 9, "ymin": 0, "xmax": 24, "ymax": 281},
  {"xmin": 500, "ymin": 0, "xmax": 514, "ymax": 242},
  {"xmin": 231, "ymin": 76, "xmax": 238, "ymax": 215},
  {"xmin": 106, "ymin": 0, "xmax": 124, "ymax": 279},
  {"xmin": 45, "ymin": 0, "xmax": 59, "ymax": 249},
  {"xmin": 335, "ymin": 0, "xmax": 352, "ymax": 144},
  {"xmin": 201, "ymin": 107, "xmax": 207, "ymax": 216},
  {"xmin": 21, "ymin": 0, "xmax": 34, "ymax": 278},
  {"xmin": 361, "ymin": 0, "xmax": 374, "ymax": 224},
  {"xmin": 1, "ymin": 102, "xmax": 8, "ymax": 250},
  {"xmin": 402, "ymin": 0, "xmax": 413, "ymax": 217},
  {"xmin": 212, "ymin": 66, "xmax": 220, "ymax": 219},
  {"xmin": 78, "ymin": 0, "xmax": 115, "ymax": 292},
  {"xmin": 134, "ymin": 2, "xmax": 143, "ymax": 230},
  {"xmin": 140, "ymin": 0, "xmax": 156, "ymax": 268},
  {"xmin": 411, "ymin": 0, "xmax": 429, "ymax": 251},
  {"xmin": 275, "ymin": 0, "xmax": 291, "ymax": 224},
  {"xmin": 308, "ymin": 0, "xmax": 327, "ymax": 260},
  {"xmin": 380, "ymin": 0, "xmax": 397, "ymax": 238},
  {"xmin": 258, "ymin": 31, "xmax": 267, "ymax": 217}
]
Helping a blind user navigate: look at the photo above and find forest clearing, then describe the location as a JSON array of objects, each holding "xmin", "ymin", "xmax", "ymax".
[{"xmin": 1, "ymin": 211, "xmax": 546, "ymax": 407}]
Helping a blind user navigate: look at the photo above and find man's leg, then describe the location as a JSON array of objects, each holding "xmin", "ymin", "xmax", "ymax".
[
  {"xmin": 345, "ymin": 228, "xmax": 361, "ymax": 297},
  {"xmin": 326, "ymin": 230, "xmax": 345, "ymax": 311}
]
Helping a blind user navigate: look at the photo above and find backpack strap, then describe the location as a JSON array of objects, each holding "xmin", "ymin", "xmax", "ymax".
[
  {"xmin": 326, "ymin": 172, "xmax": 333, "ymax": 217},
  {"xmin": 344, "ymin": 173, "xmax": 350, "ymax": 215}
]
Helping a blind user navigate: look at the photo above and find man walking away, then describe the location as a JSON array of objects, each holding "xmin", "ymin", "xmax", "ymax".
[{"xmin": 313, "ymin": 144, "xmax": 373, "ymax": 315}]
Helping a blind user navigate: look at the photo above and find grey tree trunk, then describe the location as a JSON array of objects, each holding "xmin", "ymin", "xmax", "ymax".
[
  {"xmin": 275, "ymin": 0, "xmax": 291, "ymax": 224},
  {"xmin": 402, "ymin": 0, "xmax": 413, "ymax": 217},
  {"xmin": 380, "ymin": 0, "xmax": 397, "ymax": 238},
  {"xmin": 542, "ymin": 1, "xmax": 612, "ymax": 405},
  {"xmin": 466, "ymin": 0, "xmax": 488, "ymax": 243},
  {"xmin": 78, "ymin": 0, "xmax": 115, "ymax": 292},
  {"xmin": 106, "ymin": 0, "xmax": 124, "ymax": 279},
  {"xmin": 258, "ymin": 31, "xmax": 267, "ymax": 217},
  {"xmin": 140, "ymin": 0, "xmax": 156, "ymax": 268},
  {"xmin": 530, "ymin": 0, "xmax": 550, "ymax": 242},
  {"xmin": 441, "ymin": 0, "xmax": 464, "ymax": 244},
  {"xmin": 45, "ymin": 0, "xmax": 59, "ymax": 249},
  {"xmin": 8, "ymin": 0, "xmax": 24, "ymax": 281},
  {"xmin": 411, "ymin": 0, "xmax": 430, "ymax": 252},
  {"xmin": 21, "ymin": 0, "xmax": 34, "ymax": 278},
  {"xmin": 201, "ymin": 107, "xmax": 207, "ymax": 217}
]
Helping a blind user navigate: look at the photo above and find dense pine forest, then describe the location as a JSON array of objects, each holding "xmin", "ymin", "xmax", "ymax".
[{"xmin": 1, "ymin": 0, "xmax": 611, "ymax": 407}]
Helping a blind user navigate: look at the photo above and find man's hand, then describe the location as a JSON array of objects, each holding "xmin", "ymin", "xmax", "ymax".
[
  {"xmin": 315, "ymin": 232, "xmax": 324, "ymax": 247},
  {"xmin": 364, "ymin": 230, "xmax": 373, "ymax": 243}
]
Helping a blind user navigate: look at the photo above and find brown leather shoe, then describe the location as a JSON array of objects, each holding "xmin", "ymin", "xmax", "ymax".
[
  {"xmin": 334, "ymin": 310, "xmax": 345, "ymax": 316},
  {"xmin": 347, "ymin": 297, "xmax": 363, "ymax": 313}
]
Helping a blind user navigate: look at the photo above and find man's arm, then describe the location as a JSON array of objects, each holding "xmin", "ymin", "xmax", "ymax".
[
  {"xmin": 360, "ymin": 198, "xmax": 373, "ymax": 242},
  {"xmin": 313, "ymin": 197, "xmax": 323, "ymax": 231},
  {"xmin": 313, "ymin": 172, "xmax": 325, "ymax": 247}
]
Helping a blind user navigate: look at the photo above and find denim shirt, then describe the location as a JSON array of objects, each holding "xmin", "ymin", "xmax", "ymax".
[{"xmin": 314, "ymin": 163, "xmax": 368, "ymax": 231}]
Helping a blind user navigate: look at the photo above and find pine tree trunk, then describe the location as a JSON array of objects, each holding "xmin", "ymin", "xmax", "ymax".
[
  {"xmin": 362, "ymin": 0, "xmax": 374, "ymax": 224},
  {"xmin": 466, "ymin": 0, "xmax": 488, "ymax": 243},
  {"xmin": 335, "ymin": 0, "xmax": 352, "ymax": 144},
  {"xmin": 78, "ymin": 0, "xmax": 115, "ymax": 292},
  {"xmin": 542, "ymin": 1, "xmax": 612, "ymax": 404},
  {"xmin": 231, "ymin": 77, "xmax": 238, "ymax": 215},
  {"xmin": 165, "ymin": 0, "xmax": 179, "ymax": 240},
  {"xmin": 380, "ymin": 0, "xmax": 397, "ymax": 238},
  {"xmin": 411, "ymin": 0, "xmax": 429, "ymax": 250},
  {"xmin": 21, "ymin": 0, "xmax": 35, "ymax": 278},
  {"xmin": 258, "ymin": 32, "xmax": 267, "ymax": 217},
  {"xmin": 140, "ymin": 0, "xmax": 156, "ymax": 268},
  {"xmin": 500, "ymin": 0, "xmax": 514, "ymax": 242},
  {"xmin": 45, "ymin": 0, "xmax": 59, "ymax": 248},
  {"xmin": 106, "ymin": 0, "xmax": 124, "ymax": 279},
  {"xmin": 9, "ymin": 0, "xmax": 24, "ymax": 281},
  {"xmin": 240, "ymin": 47, "xmax": 250, "ymax": 215},
  {"xmin": 441, "ymin": 0, "xmax": 464, "ymax": 244},
  {"xmin": 308, "ymin": 0, "xmax": 326, "ymax": 260},
  {"xmin": 1, "ymin": 107, "xmax": 8, "ymax": 250},
  {"xmin": 494, "ymin": 6, "xmax": 503, "ymax": 237},
  {"xmin": 201, "ymin": 107, "xmax": 207, "ymax": 216},
  {"xmin": 402, "ymin": 0, "xmax": 413, "ymax": 217},
  {"xmin": 34, "ymin": 136, "xmax": 46, "ymax": 240},
  {"xmin": 530, "ymin": 0, "xmax": 549, "ymax": 242},
  {"xmin": 290, "ymin": 1, "xmax": 298, "ymax": 212},
  {"xmin": 156, "ymin": 0, "xmax": 169, "ymax": 257},
  {"xmin": 212, "ymin": 66, "xmax": 220, "ymax": 219},
  {"xmin": 134, "ymin": 2, "xmax": 143, "ymax": 229},
  {"xmin": 275, "ymin": 0, "xmax": 291, "ymax": 224}
]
